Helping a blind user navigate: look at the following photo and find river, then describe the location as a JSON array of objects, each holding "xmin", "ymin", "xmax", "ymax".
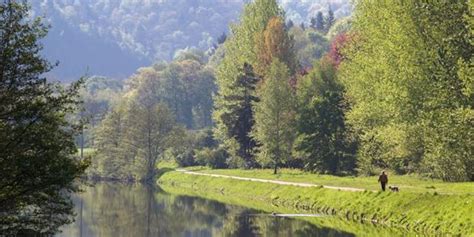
[{"xmin": 56, "ymin": 182, "xmax": 356, "ymax": 237}]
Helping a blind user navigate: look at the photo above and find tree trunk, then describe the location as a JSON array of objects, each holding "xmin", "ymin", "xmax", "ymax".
[{"xmin": 274, "ymin": 163, "xmax": 278, "ymax": 174}]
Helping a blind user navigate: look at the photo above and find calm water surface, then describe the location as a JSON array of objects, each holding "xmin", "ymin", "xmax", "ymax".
[{"xmin": 56, "ymin": 183, "xmax": 354, "ymax": 237}]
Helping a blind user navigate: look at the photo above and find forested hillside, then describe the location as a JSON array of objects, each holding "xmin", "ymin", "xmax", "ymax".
[{"xmin": 32, "ymin": 0, "xmax": 351, "ymax": 80}]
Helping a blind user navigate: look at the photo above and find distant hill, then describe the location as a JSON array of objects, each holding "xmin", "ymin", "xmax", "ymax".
[{"xmin": 32, "ymin": 0, "xmax": 351, "ymax": 81}]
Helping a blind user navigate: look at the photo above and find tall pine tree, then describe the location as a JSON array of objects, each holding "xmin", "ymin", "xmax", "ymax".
[{"xmin": 325, "ymin": 6, "xmax": 335, "ymax": 32}]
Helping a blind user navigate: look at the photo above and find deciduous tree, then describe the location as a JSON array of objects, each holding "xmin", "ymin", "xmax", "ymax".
[
  {"xmin": 340, "ymin": 1, "xmax": 473, "ymax": 180},
  {"xmin": 0, "ymin": 1, "xmax": 88, "ymax": 234},
  {"xmin": 252, "ymin": 60, "xmax": 296, "ymax": 174}
]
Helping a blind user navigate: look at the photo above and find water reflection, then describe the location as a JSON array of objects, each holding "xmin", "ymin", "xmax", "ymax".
[{"xmin": 57, "ymin": 183, "xmax": 353, "ymax": 237}]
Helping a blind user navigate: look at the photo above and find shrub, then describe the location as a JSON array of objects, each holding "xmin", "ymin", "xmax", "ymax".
[{"xmin": 195, "ymin": 147, "xmax": 228, "ymax": 169}]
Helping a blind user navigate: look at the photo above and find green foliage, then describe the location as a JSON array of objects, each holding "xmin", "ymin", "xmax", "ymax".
[
  {"xmin": 252, "ymin": 60, "xmax": 296, "ymax": 173},
  {"xmin": 93, "ymin": 99, "xmax": 178, "ymax": 181},
  {"xmin": 77, "ymin": 76, "xmax": 123, "ymax": 148},
  {"xmin": 91, "ymin": 50, "xmax": 217, "ymax": 178},
  {"xmin": 340, "ymin": 1, "xmax": 473, "ymax": 181},
  {"xmin": 213, "ymin": 63, "xmax": 260, "ymax": 168},
  {"xmin": 166, "ymin": 128, "xmax": 218, "ymax": 168},
  {"xmin": 290, "ymin": 27, "xmax": 329, "ymax": 67},
  {"xmin": 314, "ymin": 12, "xmax": 324, "ymax": 32},
  {"xmin": 325, "ymin": 6, "xmax": 335, "ymax": 32},
  {"xmin": 213, "ymin": 0, "xmax": 297, "ymax": 169},
  {"xmin": 327, "ymin": 17, "xmax": 352, "ymax": 40},
  {"xmin": 125, "ymin": 52, "xmax": 216, "ymax": 129},
  {"xmin": 195, "ymin": 147, "xmax": 228, "ymax": 169},
  {"xmin": 0, "ymin": 1, "xmax": 87, "ymax": 234},
  {"xmin": 295, "ymin": 60, "xmax": 356, "ymax": 174}
]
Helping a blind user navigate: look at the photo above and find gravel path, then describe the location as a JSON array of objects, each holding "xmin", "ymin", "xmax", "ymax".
[{"xmin": 175, "ymin": 169, "xmax": 367, "ymax": 192}]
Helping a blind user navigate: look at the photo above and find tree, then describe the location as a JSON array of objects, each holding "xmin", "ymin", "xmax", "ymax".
[
  {"xmin": 255, "ymin": 16, "xmax": 297, "ymax": 76},
  {"xmin": 217, "ymin": 32, "xmax": 227, "ymax": 44},
  {"xmin": 93, "ymin": 97, "xmax": 178, "ymax": 181},
  {"xmin": 0, "ymin": 1, "xmax": 88, "ymax": 234},
  {"xmin": 92, "ymin": 50, "xmax": 216, "ymax": 179},
  {"xmin": 124, "ymin": 101, "xmax": 177, "ymax": 181},
  {"xmin": 125, "ymin": 52, "xmax": 216, "ymax": 129},
  {"xmin": 213, "ymin": 0, "xmax": 284, "ymax": 167},
  {"xmin": 325, "ymin": 6, "xmax": 335, "ymax": 32},
  {"xmin": 78, "ymin": 76, "xmax": 122, "ymax": 149},
  {"xmin": 327, "ymin": 33, "xmax": 352, "ymax": 68},
  {"xmin": 314, "ymin": 11, "xmax": 325, "ymax": 32},
  {"xmin": 214, "ymin": 63, "xmax": 260, "ymax": 167},
  {"xmin": 294, "ymin": 59, "xmax": 356, "ymax": 174},
  {"xmin": 92, "ymin": 98, "xmax": 129, "ymax": 180},
  {"xmin": 290, "ymin": 27, "xmax": 329, "ymax": 67},
  {"xmin": 252, "ymin": 60, "xmax": 296, "ymax": 174},
  {"xmin": 340, "ymin": 1, "xmax": 473, "ymax": 180},
  {"xmin": 300, "ymin": 22, "xmax": 306, "ymax": 31},
  {"xmin": 327, "ymin": 17, "xmax": 352, "ymax": 40},
  {"xmin": 310, "ymin": 17, "xmax": 317, "ymax": 29}
]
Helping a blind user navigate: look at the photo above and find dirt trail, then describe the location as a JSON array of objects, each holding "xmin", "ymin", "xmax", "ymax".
[{"xmin": 175, "ymin": 169, "xmax": 367, "ymax": 192}]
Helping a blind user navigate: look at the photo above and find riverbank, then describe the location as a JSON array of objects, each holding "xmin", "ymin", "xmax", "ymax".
[
  {"xmin": 157, "ymin": 170, "xmax": 474, "ymax": 236},
  {"xmin": 186, "ymin": 167, "xmax": 474, "ymax": 195}
]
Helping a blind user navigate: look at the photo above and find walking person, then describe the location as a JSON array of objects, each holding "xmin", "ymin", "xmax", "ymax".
[{"xmin": 378, "ymin": 170, "xmax": 388, "ymax": 191}]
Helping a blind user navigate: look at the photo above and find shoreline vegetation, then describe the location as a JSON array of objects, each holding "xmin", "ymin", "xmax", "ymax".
[{"xmin": 156, "ymin": 167, "xmax": 474, "ymax": 236}]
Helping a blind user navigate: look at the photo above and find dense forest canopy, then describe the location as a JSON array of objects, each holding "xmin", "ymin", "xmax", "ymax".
[{"xmin": 340, "ymin": 1, "xmax": 473, "ymax": 181}]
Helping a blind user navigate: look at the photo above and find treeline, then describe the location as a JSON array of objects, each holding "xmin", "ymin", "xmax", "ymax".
[
  {"xmin": 86, "ymin": 1, "xmax": 344, "ymax": 181},
  {"xmin": 90, "ymin": 0, "xmax": 472, "ymax": 182}
]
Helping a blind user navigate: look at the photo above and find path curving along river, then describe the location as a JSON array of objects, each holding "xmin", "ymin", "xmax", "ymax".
[{"xmin": 175, "ymin": 169, "xmax": 367, "ymax": 192}]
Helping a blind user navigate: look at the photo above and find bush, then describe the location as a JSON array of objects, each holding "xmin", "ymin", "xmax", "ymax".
[
  {"xmin": 175, "ymin": 150, "xmax": 196, "ymax": 167},
  {"xmin": 195, "ymin": 147, "xmax": 228, "ymax": 169}
]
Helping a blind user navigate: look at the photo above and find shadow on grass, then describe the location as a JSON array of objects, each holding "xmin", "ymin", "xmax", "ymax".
[{"xmin": 183, "ymin": 166, "xmax": 210, "ymax": 172}]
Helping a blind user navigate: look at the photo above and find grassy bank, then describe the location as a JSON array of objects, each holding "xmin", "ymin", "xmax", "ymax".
[
  {"xmin": 158, "ymin": 170, "xmax": 474, "ymax": 236},
  {"xmin": 187, "ymin": 168, "xmax": 474, "ymax": 195}
]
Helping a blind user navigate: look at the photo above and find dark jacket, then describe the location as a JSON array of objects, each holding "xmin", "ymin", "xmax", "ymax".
[{"xmin": 378, "ymin": 174, "xmax": 388, "ymax": 183}]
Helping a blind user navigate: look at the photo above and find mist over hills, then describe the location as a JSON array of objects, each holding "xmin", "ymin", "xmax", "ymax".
[{"xmin": 32, "ymin": 0, "xmax": 351, "ymax": 80}]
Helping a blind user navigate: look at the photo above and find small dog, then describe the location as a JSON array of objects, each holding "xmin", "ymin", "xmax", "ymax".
[{"xmin": 389, "ymin": 186, "xmax": 399, "ymax": 192}]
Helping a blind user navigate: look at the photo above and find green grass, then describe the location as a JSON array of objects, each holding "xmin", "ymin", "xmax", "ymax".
[
  {"xmin": 158, "ymin": 171, "xmax": 474, "ymax": 236},
  {"xmin": 189, "ymin": 168, "xmax": 474, "ymax": 195},
  {"xmin": 156, "ymin": 160, "xmax": 179, "ymax": 169}
]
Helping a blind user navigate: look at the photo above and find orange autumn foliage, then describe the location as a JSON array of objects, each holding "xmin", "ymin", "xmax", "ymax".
[{"xmin": 255, "ymin": 17, "xmax": 296, "ymax": 77}]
